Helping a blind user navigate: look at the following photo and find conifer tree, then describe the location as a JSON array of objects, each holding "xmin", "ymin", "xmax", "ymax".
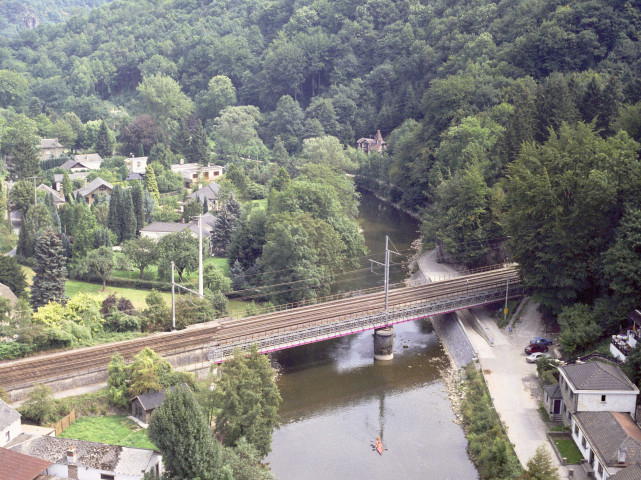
[
  {"xmin": 120, "ymin": 189, "xmax": 137, "ymax": 242},
  {"xmin": 0, "ymin": 256, "xmax": 27, "ymax": 298},
  {"xmin": 171, "ymin": 119, "xmax": 191, "ymax": 157},
  {"xmin": 229, "ymin": 260, "xmax": 247, "ymax": 291},
  {"xmin": 210, "ymin": 204, "xmax": 238, "ymax": 255},
  {"xmin": 95, "ymin": 120, "xmax": 115, "ymax": 158},
  {"xmin": 31, "ymin": 227, "xmax": 67, "ymax": 309},
  {"xmin": 17, "ymin": 205, "xmax": 53, "ymax": 258},
  {"xmin": 131, "ymin": 180, "xmax": 145, "ymax": 233},
  {"xmin": 11, "ymin": 134, "xmax": 39, "ymax": 179},
  {"xmin": 148, "ymin": 387, "xmax": 229, "ymax": 480},
  {"xmin": 107, "ymin": 185, "xmax": 123, "ymax": 238},
  {"xmin": 202, "ymin": 195, "xmax": 208, "ymax": 213},
  {"xmin": 188, "ymin": 119, "xmax": 211, "ymax": 164},
  {"xmin": 144, "ymin": 164, "xmax": 160, "ymax": 204},
  {"xmin": 62, "ymin": 172, "xmax": 73, "ymax": 202}
]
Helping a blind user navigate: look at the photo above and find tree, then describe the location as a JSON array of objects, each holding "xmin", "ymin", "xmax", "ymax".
[
  {"xmin": 20, "ymin": 383, "xmax": 57, "ymax": 425},
  {"xmin": 17, "ymin": 204, "xmax": 53, "ymax": 258},
  {"xmin": 137, "ymin": 74, "xmax": 194, "ymax": 130},
  {"xmin": 122, "ymin": 236, "xmax": 158, "ymax": 279},
  {"xmin": 148, "ymin": 386, "xmax": 228, "ymax": 480},
  {"xmin": 222, "ymin": 438, "xmax": 277, "ymax": 480},
  {"xmin": 10, "ymin": 134, "xmax": 39, "ymax": 179},
  {"xmin": 107, "ymin": 185, "xmax": 136, "ymax": 243},
  {"xmin": 144, "ymin": 164, "xmax": 160, "ymax": 204},
  {"xmin": 203, "ymin": 265, "xmax": 231, "ymax": 293},
  {"xmin": 107, "ymin": 352, "xmax": 129, "ymax": 408},
  {"xmin": 157, "ymin": 230, "xmax": 199, "ymax": 281},
  {"xmin": 522, "ymin": 445, "xmax": 560, "ymax": 480},
  {"xmin": 79, "ymin": 247, "xmax": 114, "ymax": 291},
  {"xmin": 210, "ymin": 202, "xmax": 239, "ymax": 255},
  {"xmin": 213, "ymin": 106, "xmax": 261, "ymax": 158},
  {"xmin": 558, "ymin": 304, "xmax": 602, "ymax": 357},
  {"xmin": 195, "ymin": 75, "xmax": 237, "ymax": 123},
  {"xmin": 120, "ymin": 115, "xmax": 159, "ymax": 156},
  {"xmin": 0, "ymin": 256, "xmax": 27, "ymax": 298},
  {"xmin": 297, "ymin": 135, "xmax": 356, "ymax": 171},
  {"xmin": 187, "ymin": 118, "xmax": 211, "ymax": 165},
  {"xmin": 95, "ymin": 120, "xmax": 115, "ymax": 158},
  {"xmin": 182, "ymin": 198, "xmax": 202, "ymax": 223},
  {"xmin": 131, "ymin": 181, "xmax": 145, "ymax": 234},
  {"xmin": 31, "ymin": 228, "xmax": 67, "ymax": 309},
  {"xmin": 213, "ymin": 345, "xmax": 281, "ymax": 457},
  {"xmin": 62, "ymin": 172, "xmax": 73, "ymax": 202},
  {"xmin": 9, "ymin": 179, "xmax": 34, "ymax": 214},
  {"xmin": 129, "ymin": 348, "xmax": 165, "ymax": 397},
  {"xmin": 70, "ymin": 203, "xmax": 98, "ymax": 259}
]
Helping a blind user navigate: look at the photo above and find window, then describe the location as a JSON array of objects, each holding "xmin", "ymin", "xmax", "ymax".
[
  {"xmin": 582, "ymin": 437, "xmax": 587, "ymax": 449},
  {"xmin": 598, "ymin": 463, "xmax": 603, "ymax": 475},
  {"xmin": 574, "ymin": 424, "xmax": 579, "ymax": 436},
  {"xmin": 601, "ymin": 395, "xmax": 606, "ymax": 402},
  {"xmin": 100, "ymin": 475, "xmax": 115, "ymax": 480}
]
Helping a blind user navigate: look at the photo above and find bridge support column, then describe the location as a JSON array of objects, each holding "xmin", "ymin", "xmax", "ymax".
[{"xmin": 374, "ymin": 327, "xmax": 394, "ymax": 361}]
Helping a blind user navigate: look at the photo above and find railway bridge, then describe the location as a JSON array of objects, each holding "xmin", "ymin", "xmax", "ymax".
[{"xmin": 0, "ymin": 265, "xmax": 523, "ymax": 398}]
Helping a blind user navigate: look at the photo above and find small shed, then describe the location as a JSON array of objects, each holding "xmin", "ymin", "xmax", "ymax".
[
  {"xmin": 544, "ymin": 383, "xmax": 562, "ymax": 422},
  {"xmin": 130, "ymin": 390, "xmax": 167, "ymax": 424}
]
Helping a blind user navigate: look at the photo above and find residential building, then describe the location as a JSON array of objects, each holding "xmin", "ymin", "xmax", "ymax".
[
  {"xmin": 40, "ymin": 138, "xmax": 63, "ymax": 161},
  {"xmin": 171, "ymin": 160, "xmax": 223, "ymax": 188},
  {"xmin": 187, "ymin": 183, "xmax": 221, "ymax": 211},
  {"xmin": 356, "ymin": 130, "xmax": 387, "ymax": 154},
  {"xmin": 140, "ymin": 221, "xmax": 200, "ymax": 240},
  {"xmin": 53, "ymin": 172, "xmax": 90, "ymax": 192},
  {"xmin": 571, "ymin": 411, "xmax": 641, "ymax": 480},
  {"xmin": 36, "ymin": 184, "xmax": 65, "ymax": 207},
  {"xmin": 610, "ymin": 309, "xmax": 641, "ymax": 362},
  {"xmin": 124, "ymin": 156, "xmax": 148, "ymax": 175},
  {"xmin": 557, "ymin": 361, "xmax": 639, "ymax": 425},
  {"xmin": 9, "ymin": 434, "xmax": 162, "ymax": 480},
  {"xmin": 0, "ymin": 447, "xmax": 52, "ymax": 480},
  {"xmin": 0, "ymin": 399, "xmax": 20, "ymax": 447},
  {"xmin": 60, "ymin": 154, "xmax": 103, "ymax": 172},
  {"xmin": 543, "ymin": 383, "xmax": 563, "ymax": 422},
  {"xmin": 0, "ymin": 282, "xmax": 19, "ymax": 310},
  {"xmin": 72, "ymin": 177, "xmax": 113, "ymax": 205}
]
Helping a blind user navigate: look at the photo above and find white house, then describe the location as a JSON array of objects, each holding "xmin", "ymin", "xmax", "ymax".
[
  {"xmin": 124, "ymin": 156, "xmax": 148, "ymax": 175},
  {"xmin": 171, "ymin": 160, "xmax": 223, "ymax": 188},
  {"xmin": 0, "ymin": 399, "xmax": 21, "ymax": 447},
  {"xmin": 9, "ymin": 434, "xmax": 162, "ymax": 480},
  {"xmin": 570, "ymin": 411, "xmax": 641, "ymax": 480},
  {"xmin": 140, "ymin": 221, "xmax": 200, "ymax": 240},
  {"xmin": 610, "ymin": 310, "xmax": 641, "ymax": 362},
  {"xmin": 60, "ymin": 153, "xmax": 104, "ymax": 172},
  {"xmin": 557, "ymin": 361, "xmax": 639, "ymax": 425}
]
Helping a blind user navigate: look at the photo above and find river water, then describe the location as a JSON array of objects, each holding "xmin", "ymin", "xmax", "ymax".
[{"xmin": 265, "ymin": 190, "xmax": 478, "ymax": 480}]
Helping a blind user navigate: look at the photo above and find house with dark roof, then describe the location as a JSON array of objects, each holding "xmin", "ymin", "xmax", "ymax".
[
  {"xmin": 40, "ymin": 138, "xmax": 63, "ymax": 161},
  {"xmin": 571, "ymin": 411, "xmax": 641, "ymax": 480},
  {"xmin": 140, "ymin": 221, "xmax": 199, "ymax": 240},
  {"xmin": 0, "ymin": 399, "xmax": 21, "ymax": 447},
  {"xmin": 130, "ymin": 390, "xmax": 168, "ymax": 424},
  {"xmin": 60, "ymin": 154, "xmax": 103, "ymax": 172},
  {"xmin": 72, "ymin": 178, "xmax": 113, "ymax": 205},
  {"xmin": 187, "ymin": 182, "xmax": 221, "ymax": 211},
  {"xmin": 557, "ymin": 361, "xmax": 639, "ymax": 425},
  {"xmin": 8, "ymin": 434, "xmax": 162, "ymax": 479},
  {"xmin": 37, "ymin": 184, "xmax": 65, "ymax": 207},
  {"xmin": 608, "ymin": 464, "xmax": 641, "ymax": 480},
  {"xmin": 356, "ymin": 130, "xmax": 387, "ymax": 154},
  {"xmin": 53, "ymin": 172, "xmax": 90, "ymax": 193},
  {"xmin": 543, "ymin": 383, "xmax": 563, "ymax": 422},
  {"xmin": 0, "ymin": 447, "xmax": 52, "ymax": 480}
]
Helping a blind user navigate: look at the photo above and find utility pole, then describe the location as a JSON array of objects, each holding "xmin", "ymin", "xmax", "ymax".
[
  {"xmin": 25, "ymin": 175, "xmax": 40, "ymax": 205},
  {"xmin": 198, "ymin": 214, "xmax": 203, "ymax": 297},
  {"xmin": 503, "ymin": 278, "xmax": 509, "ymax": 325},
  {"xmin": 171, "ymin": 261, "xmax": 176, "ymax": 331},
  {"xmin": 369, "ymin": 236, "xmax": 402, "ymax": 315}
]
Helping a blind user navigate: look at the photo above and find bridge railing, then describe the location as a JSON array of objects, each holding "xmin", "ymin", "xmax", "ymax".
[{"xmin": 209, "ymin": 279, "xmax": 524, "ymax": 363}]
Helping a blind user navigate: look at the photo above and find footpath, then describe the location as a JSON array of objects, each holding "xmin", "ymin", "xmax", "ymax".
[{"xmin": 413, "ymin": 250, "xmax": 580, "ymax": 479}]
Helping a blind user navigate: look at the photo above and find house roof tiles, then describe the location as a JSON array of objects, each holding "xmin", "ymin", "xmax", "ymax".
[
  {"xmin": 187, "ymin": 183, "xmax": 221, "ymax": 202},
  {"xmin": 0, "ymin": 447, "xmax": 51, "ymax": 480},
  {"xmin": 132, "ymin": 390, "xmax": 166, "ymax": 411},
  {"xmin": 575, "ymin": 411, "xmax": 641, "ymax": 468},
  {"xmin": 544, "ymin": 383, "xmax": 561, "ymax": 399},
  {"xmin": 559, "ymin": 361, "xmax": 637, "ymax": 391},
  {"xmin": 0, "ymin": 399, "xmax": 20, "ymax": 430},
  {"xmin": 40, "ymin": 138, "xmax": 62, "ymax": 149},
  {"xmin": 37, "ymin": 184, "xmax": 65, "ymax": 204},
  {"xmin": 608, "ymin": 464, "xmax": 641, "ymax": 480},
  {"xmin": 73, "ymin": 177, "xmax": 113, "ymax": 198},
  {"xmin": 140, "ymin": 222, "xmax": 190, "ymax": 234}
]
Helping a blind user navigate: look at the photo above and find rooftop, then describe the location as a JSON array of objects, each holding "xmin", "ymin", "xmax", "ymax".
[
  {"xmin": 575, "ymin": 411, "xmax": 641, "ymax": 468},
  {"xmin": 132, "ymin": 389, "xmax": 166, "ymax": 411},
  {"xmin": 559, "ymin": 361, "xmax": 638, "ymax": 392},
  {"xmin": 0, "ymin": 447, "xmax": 51, "ymax": 480},
  {"xmin": 37, "ymin": 184, "xmax": 65, "ymax": 204},
  {"xmin": 187, "ymin": 183, "xmax": 220, "ymax": 202},
  {"xmin": 74, "ymin": 177, "xmax": 114, "ymax": 197},
  {"xmin": 0, "ymin": 399, "xmax": 20, "ymax": 430},
  {"xmin": 140, "ymin": 222, "xmax": 190, "ymax": 233},
  {"xmin": 608, "ymin": 464, "xmax": 641, "ymax": 479},
  {"xmin": 40, "ymin": 138, "xmax": 62, "ymax": 149}
]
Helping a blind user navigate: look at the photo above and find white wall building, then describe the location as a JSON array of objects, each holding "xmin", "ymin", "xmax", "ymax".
[{"xmin": 0, "ymin": 399, "xmax": 21, "ymax": 447}]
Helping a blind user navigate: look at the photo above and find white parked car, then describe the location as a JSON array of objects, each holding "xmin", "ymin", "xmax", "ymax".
[{"xmin": 526, "ymin": 352, "xmax": 551, "ymax": 363}]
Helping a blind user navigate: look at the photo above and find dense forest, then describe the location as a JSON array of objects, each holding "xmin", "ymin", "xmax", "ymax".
[{"xmin": 1, "ymin": 0, "xmax": 641, "ymax": 355}]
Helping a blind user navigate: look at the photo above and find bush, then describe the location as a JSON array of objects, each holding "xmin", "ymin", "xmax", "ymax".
[
  {"xmin": 0, "ymin": 341, "xmax": 33, "ymax": 360},
  {"xmin": 558, "ymin": 304, "xmax": 602, "ymax": 357},
  {"xmin": 20, "ymin": 383, "xmax": 57, "ymax": 425}
]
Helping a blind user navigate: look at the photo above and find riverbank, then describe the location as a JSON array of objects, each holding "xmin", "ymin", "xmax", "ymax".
[{"xmin": 355, "ymin": 177, "xmax": 423, "ymax": 220}]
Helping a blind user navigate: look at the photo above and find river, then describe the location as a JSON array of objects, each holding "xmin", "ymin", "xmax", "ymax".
[{"xmin": 265, "ymin": 190, "xmax": 478, "ymax": 479}]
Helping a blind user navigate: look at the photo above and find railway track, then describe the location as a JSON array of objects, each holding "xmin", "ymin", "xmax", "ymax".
[{"xmin": 0, "ymin": 266, "xmax": 520, "ymax": 392}]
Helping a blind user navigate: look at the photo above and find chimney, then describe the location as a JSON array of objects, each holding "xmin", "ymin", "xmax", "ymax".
[
  {"xmin": 67, "ymin": 445, "xmax": 76, "ymax": 464},
  {"xmin": 618, "ymin": 447, "xmax": 627, "ymax": 465},
  {"xmin": 180, "ymin": 158, "xmax": 184, "ymax": 165}
]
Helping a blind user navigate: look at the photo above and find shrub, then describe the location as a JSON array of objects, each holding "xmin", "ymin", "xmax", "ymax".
[
  {"xmin": 20, "ymin": 384, "xmax": 57, "ymax": 425},
  {"xmin": 0, "ymin": 341, "xmax": 34, "ymax": 360}
]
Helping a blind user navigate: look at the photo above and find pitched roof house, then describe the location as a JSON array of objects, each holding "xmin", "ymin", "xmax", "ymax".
[
  {"xmin": 558, "ymin": 361, "xmax": 639, "ymax": 424},
  {"xmin": 36, "ymin": 184, "xmax": 65, "ymax": 207},
  {"xmin": 187, "ymin": 182, "xmax": 221, "ymax": 211},
  {"xmin": 140, "ymin": 221, "xmax": 200, "ymax": 240},
  {"xmin": 571, "ymin": 411, "xmax": 641, "ymax": 480},
  {"xmin": 72, "ymin": 177, "xmax": 113, "ymax": 205},
  {"xmin": 171, "ymin": 161, "xmax": 223, "ymax": 188},
  {"xmin": 9, "ymin": 435, "xmax": 162, "ymax": 480},
  {"xmin": 356, "ymin": 130, "xmax": 387, "ymax": 154},
  {"xmin": 130, "ymin": 390, "xmax": 167, "ymax": 424},
  {"xmin": 0, "ymin": 447, "xmax": 52, "ymax": 480},
  {"xmin": 40, "ymin": 138, "xmax": 63, "ymax": 161},
  {"xmin": 0, "ymin": 399, "xmax": 21, "ymax": 447},
  {"xmin": 53, "ymin": 172, "xmax": 90, "ymax": 192},
  {"xmin": 60, "ymin": 154, "xmax": 103, "ymax": 172}
]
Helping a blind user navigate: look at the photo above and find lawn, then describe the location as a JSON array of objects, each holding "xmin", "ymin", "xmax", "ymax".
[
  {"xmin": 58, "ymin": 415, "xmax": 157, "ymax": 450},
  {"xmin": 66, "ymin": 280, "xmax": 172, "ymax": 309},
  {"xmin": 553, "ymin": 436, "xmax": 583, "ymax": 464},
  {"xmin": 112, "ymin": 255, "xmax": 230, "ymax": 281}
]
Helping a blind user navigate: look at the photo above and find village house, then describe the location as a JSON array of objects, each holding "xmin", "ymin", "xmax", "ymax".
[
  {"xmin": 60, "ymin": 153, "xmax": 103, "ymax": 172},
  {"xmin": 0, "ymin": 399, "xmax": 21, "ymax": 448},
  {"xmin": 130, "ymin": 390, "xmax": 167, "ymax": 425},
  {"xmin": 187, "ymin": 182, "xmax": 221, "ymax": 211},
  {"xmin": 40, "ymin": 138, "xmax": 64, "ymax": 161},
  {"xmin": 170, "ymin": 160, "xmax": 223, "ymax": 188},
  {"xmin": 610, "ymin": 309, "xmax": 641, "ymax": 362},
  {"xmin": 124, "ymin": 156, "xmax": 148, "ymax": 175},
  {"xmin": 53, "ymin": 172, "xmax": 90, "ymax": 192},
  {"xmin": 356, "ymin": 130, "xmax": 387, "ymax": 154},
  {"xmin": 0, "ymin": 447, "xmax": 52, "ymax": 480},
  {"xmin": 37, "ymin": 184, "xmax": 65, "ymax": 207},
  {"xmin": 557, "ymin": 361, "xmax": 639, "ymax": 426},
  {"xmin": 8, "ymin": 434, "xmax": 162, "ymax": 480},
  {"xmin": 140, "ymin": 221, "xmax": 201, "ymax": 240},
  {"xmin": 72, "ymin": 177, "xmax": 113, "ymax": 205}
]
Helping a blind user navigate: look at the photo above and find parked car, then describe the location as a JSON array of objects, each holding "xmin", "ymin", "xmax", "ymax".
[
  {"xmin": 525, "ymin": 343, "xmax": 549, "ymax": 354},
  {"xmin": 526, "ymin": 352, "xmax": 551, "ymax": 363},
  {"xmin": 529, "ymin": 337, "xmax": 553, "ymax": 346}
]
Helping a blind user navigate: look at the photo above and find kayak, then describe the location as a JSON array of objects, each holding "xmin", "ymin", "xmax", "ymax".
[{"xmin": 375, "ymin": 437, "xmax": 383, "ymax": 455}]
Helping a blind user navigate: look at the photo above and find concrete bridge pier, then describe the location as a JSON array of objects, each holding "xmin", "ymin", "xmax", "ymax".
[{"xmin": 374, "ymin": 327, "xmax": 394, "ymax": 361}]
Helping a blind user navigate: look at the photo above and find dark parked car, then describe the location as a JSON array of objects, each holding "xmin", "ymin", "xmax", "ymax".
[
  {"xmin": 525, "ymin": 343, "xmax": 549, "ymax": 354},
  {"xmin": 529, "ymin": 337, "xmax": 553, "ymax": 346}
]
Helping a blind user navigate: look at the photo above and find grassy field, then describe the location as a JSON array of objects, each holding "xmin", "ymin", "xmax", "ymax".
[
  {"xmin": 58, "ymin": 415, "xmax": 157, "ymax": 450},
  {"xmin": 112, "ymin": 256, "xmax": 230, "ymax": 282},
  {"xmin": 66, "ymin": 280, "xmax": 172, "ymax": 309},
  {"xmin": 553, "ymin": 436, "xmax": 582, "ymax": 464}
]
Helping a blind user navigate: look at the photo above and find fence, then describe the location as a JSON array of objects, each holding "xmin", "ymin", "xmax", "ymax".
[{"xmin": 50, "ymin": 409, "xmax": 76, "ymax": 435}]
